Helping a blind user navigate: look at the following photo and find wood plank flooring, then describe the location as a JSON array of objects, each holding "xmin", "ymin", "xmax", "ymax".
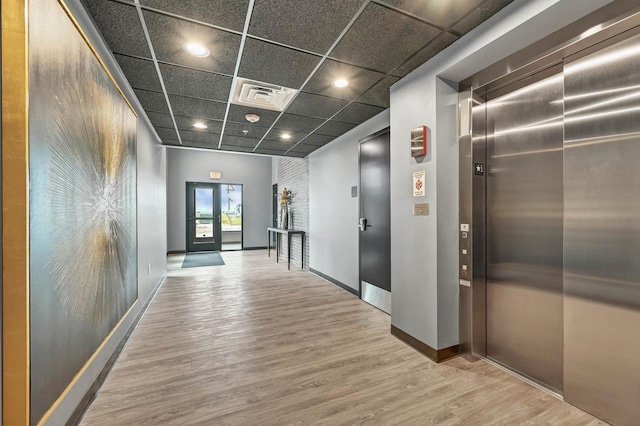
[{"xmin": 81, "ymin": 251, "xmax": 603, "ymax": 425}]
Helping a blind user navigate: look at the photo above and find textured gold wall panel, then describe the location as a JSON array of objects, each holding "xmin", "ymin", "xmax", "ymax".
[{"xmin": 2, "ymin": 0, "xmax": 30, "ymax": 424}]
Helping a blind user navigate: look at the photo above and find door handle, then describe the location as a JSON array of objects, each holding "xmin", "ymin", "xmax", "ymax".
[{"xmin": 359, "ymin": 218, "xmax": 368, "ymax": 231}]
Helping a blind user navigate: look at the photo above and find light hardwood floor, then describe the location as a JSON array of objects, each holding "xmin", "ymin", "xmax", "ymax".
[{"xmin": 81, "ymin": 251, "xmax": 604, "ymax": 425}]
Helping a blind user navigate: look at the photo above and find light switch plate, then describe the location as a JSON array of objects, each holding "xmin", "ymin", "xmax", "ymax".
[{"xmin": 413, "ymin": 203, "xmax": 429, "ymax": 216}]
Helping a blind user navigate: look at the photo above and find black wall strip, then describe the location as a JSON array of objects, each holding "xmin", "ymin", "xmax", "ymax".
[{"xmin": 310, "ymin": 268, "xmax": 360, "ymax": 297}]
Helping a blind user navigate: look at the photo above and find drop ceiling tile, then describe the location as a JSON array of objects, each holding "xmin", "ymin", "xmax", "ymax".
[
  {"xmin": 238, "ymin": 38, "xmax": 321, "ymax": 88},
  {"xmin": 303, "ymin": 133, "xmax": 334, "ymax": 146},
  {"xmin": 142, "ymin": 10, "xmax": 240, "ymax": 75},
  {"xmin": 83, "ymin": 0, "xmax": 151, "ymax": 58},
  {"xmin": 134, "ymin": 89, "xmax": 170, "ymax": 114},
  {"xmin": 315, "ymin": 120, "xmax": 357, "ymax": 137},
  {"xmin": 223, "ymin": 121, "xmax": 270, "ymax": 139},
  {"xmin": 330, "ymin": 3, "xmax": 440, "ymax": 73},
  {"xmin": 168, "ymin": 94, "xmax": 227, "ymax": 120},
  {"xmin": 221, "ymin": 135, "xmax": 260, "ymax": 147},
  {"xmin": 259, "ymin": 140, "xmax": 297, "ymax": 151},
  {"xmin": 141, "ymin": 0, "xmax": 249, "ymax": 32},
  {"xmin": 286, "ymin": 92, "xmax": 349, "ymax": 119},
  {"xmin": 227, "ymin": 104, "xmax": 281, "ymax": 127},
  {"xmin": 221, "ymin": 145, "xmax": 254, "ymax": 153},
  {"xmin": 333, "ymin": 102, "xmax": 385, "ymax": 124},
  {"xmin": 163, "ymin": 139, "xmax": 181, "ymax": 146},
  {"xmin": 263, "ymin": 129, "xmax": 308, "ymax": 143},
  {"xmin": 382, "ymin": 0, "xmax": 484, "ymax": 28},
  {"xmin": 392, "ymin": 32, "xmax": 459, "ymax": 77},
  {"xmin": 155, "ymin": 127, "xmax": 179, "ymax": 140},
  {"xmin": 174, "ymin": 116, "xmax": 224, "ymax": 133},
  {"xmin": 113, "ymin": 54, "xmax": 161, "ymax": 92},
  {"xmin": 178, "ymin": 130, "xmax": 221, "ymax": 144},
  {"xmin": 160, "ymin": 64, "xmax": 232, "ymax": 102},
  {"xmin": 145, "ymin": 111, "xmax": 174, "ymax": 128},
  {"xmin": 288, "ymin": 151, "xmax": 307, "ymax": 158},
  {"xmin": 248, "ymin": 0, "xmax": 365, "ymax": 54},
  {"xmin": 254, "ymin": 148, "xmax": 285, "ymax": 156},
  {"xmin": 357, "ymin": 75, "xmax": 399, "ymax": 108},
  {"xmin": 303, "ymin": 60, "xmax": 385, "ymax": 101},
  {"xmin": 451, "ymin": 0, "xmax": 516, "ymax": 34},
  {"xmin": 184, "ymin": 140, "xmax": 219, "ymax": 150},
  {"xmin": 290, "ymin": 143, "xmax": 318, "ymax": 154},
  {"xmin": 272, "ymin": 114, "xmax": 325, "ymax": 133}
]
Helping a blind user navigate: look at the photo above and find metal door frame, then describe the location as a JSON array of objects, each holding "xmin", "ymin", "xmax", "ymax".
[
  {"xmin": 186, "ymin": 181, "xmax": 222, "ymax": 253},
  {"xmin": 358, "ymin": 127, "xmax": 391, "ymax": 311}
]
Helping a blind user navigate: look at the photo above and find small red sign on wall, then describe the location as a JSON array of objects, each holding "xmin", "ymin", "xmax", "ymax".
[{"xmin": 411, "ymin": 126, "xmax": 428, "ymax": 157}]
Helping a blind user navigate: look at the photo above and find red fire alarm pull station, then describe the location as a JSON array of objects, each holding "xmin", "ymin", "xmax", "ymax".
[{"xmin": 411, "ymin": 126, "xmax": 428, "ymax": 157}]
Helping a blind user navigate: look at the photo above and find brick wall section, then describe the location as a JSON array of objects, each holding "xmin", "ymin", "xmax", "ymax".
[{"xmin": 277, "ymin": 157, "xmax": 309, "ymax": 270}]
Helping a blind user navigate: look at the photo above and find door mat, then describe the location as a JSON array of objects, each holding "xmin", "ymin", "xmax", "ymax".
[{"xmin": 182, "ymin": 252, "xmax": 225, "ymax": 268}]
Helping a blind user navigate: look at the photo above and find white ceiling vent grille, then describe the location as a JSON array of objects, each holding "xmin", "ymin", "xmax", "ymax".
[{"xmin": 231, "ymin": 78, "xmax": 298, "ymax": 112}]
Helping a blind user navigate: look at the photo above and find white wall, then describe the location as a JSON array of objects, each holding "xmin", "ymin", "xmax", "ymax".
[
  {"xmin": 166, "ymin": 149, "xmax": 272, "ymax": 250},
  {"xmin": 308, "ymin": 110, "xmax": 390, "ymax": 291},
  {"xmin": 305, "ymin": 0, "xmax": 613, "ymax": 351},
  {"xmin": 389, "ymin": 0, "xmax": 613, "ymax": 350},
  {"xmin": 44, "ymin": 0, "xmax": 167, "ymax": 423}
]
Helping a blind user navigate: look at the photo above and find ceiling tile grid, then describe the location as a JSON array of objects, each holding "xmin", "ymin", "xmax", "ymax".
[
  {"xmin": 84, "ymin": 0, "xmax": 152, "ymax": 58},
  {"xmin": 142, "ymin": 10, "xmax": 241, "ymax": 75},
  {"xmin": 83, "ymin": 0, "xmax": 516, "ymax": 157},
  {"xmin": 249, "ymin": 0, "xmax": 366, "ymax": 53},
  {"xmin": 329, "ymin": 3, "xmax": 441, "ymax": 73},
  {"xmin": 237, "ymin": 38, "xmax": 322, "ymax": 89},
  {"xmin": 159, "ymin": 63, "xmax": 233, "ymax": 101},
  {"xmin": 140, "ymin": 0, "xmax": 249, "ymax": 32}
]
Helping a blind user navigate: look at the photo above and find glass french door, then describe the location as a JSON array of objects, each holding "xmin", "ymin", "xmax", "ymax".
[{"xmin": 186, "ymin": 182, "xmax": 222, "ymax": 252}]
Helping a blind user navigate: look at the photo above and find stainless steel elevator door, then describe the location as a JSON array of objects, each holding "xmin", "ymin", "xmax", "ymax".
[
  {"xmin": 485, "ymin": 73, "xmax": 564, "ymax": 393},
  {"xmin": 563, "ymin": 32, "xmax": 640, "ymax": 426}
]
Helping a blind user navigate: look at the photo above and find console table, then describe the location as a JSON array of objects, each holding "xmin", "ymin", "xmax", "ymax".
[{"xmin": 267, "ymin": 227, "xmax": 305, "ymax": 270}]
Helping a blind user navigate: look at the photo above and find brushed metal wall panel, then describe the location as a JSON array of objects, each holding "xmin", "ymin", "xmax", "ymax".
[
  {"xmin": 471, "ymin": 91, "xmax": 488, "ymax": 358},
  {"xmin": 564, "ymin": 32, "xmax": 640, "ymax": 426},
  {"xmin": 485, "ymin": 73, "xmax": 564, "ymax": 393}
]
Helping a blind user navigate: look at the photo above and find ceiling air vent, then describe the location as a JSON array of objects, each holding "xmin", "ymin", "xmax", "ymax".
[{"xmin": 231, "ymin": 78, "xmax": 298, "ymax": 112}]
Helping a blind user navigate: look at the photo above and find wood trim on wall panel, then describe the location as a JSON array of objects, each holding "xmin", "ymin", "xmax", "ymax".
[
  {"xmin": 2, "ymin": 0, "xmax": 31, "ymax": 424},
  {"xmin": 391, "ymin": 325, "xmax": 459, "ymax": 363}
]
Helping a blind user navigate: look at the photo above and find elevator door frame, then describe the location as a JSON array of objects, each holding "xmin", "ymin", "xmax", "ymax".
[
  {"xmin": 460, "ymin": 3, "xmax": 640, "ymax": 363},
  {"xmin": 458, "ymin": 2, "xmax": 640, "ymax": 418}
]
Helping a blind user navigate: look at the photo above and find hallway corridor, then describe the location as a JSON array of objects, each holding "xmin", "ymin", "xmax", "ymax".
[{"xmin": 81, "ymin": 251, "xmax": 601, "ymax": 425}]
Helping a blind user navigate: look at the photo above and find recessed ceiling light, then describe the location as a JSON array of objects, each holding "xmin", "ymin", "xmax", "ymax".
[
  {"xmin": 281, "ymin": 133, "xmax": 292, "ymax": 140},
  {"xmin": 245, "ymin": 113, "xmax": 261, "ymax": 123},
  {"xmin": 193, "ymin": 122, "xmax": 208, "ymax": 129},
  {"xmin": 333, "ymin": 78, "xmax": 349, "ymax": 88},
  {"xmin": 184, "ymin": 42, "xmax": 210, "ymax": 58}
]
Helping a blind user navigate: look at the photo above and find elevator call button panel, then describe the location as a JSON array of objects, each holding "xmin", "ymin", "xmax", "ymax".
[{"xmin": 460, "ymin": 224, "xmax": 470, "ymax": 284}]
